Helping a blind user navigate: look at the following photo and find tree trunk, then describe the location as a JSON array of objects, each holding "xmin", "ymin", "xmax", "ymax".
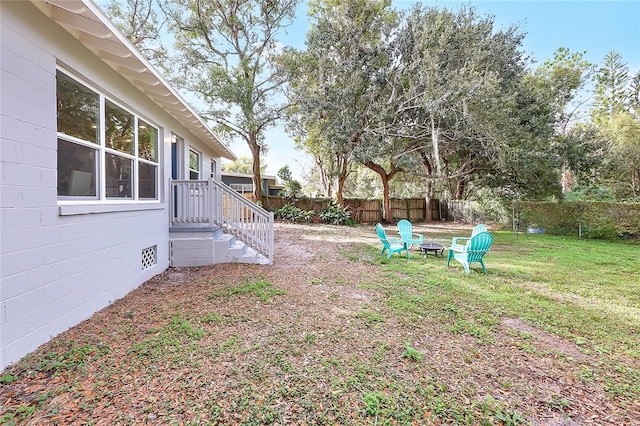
[
  {"xmin": 455, "ymin": 178, "xmax": 465, "ymax": 200},
  {"xmin": 364, "ymin": 161, "xmax": 399, "ymax": 223},
  {"xmin": 420, "ymin": 151, "xmax": 434, "ymax": 221},
  {"xmin": 315, "ymin": 155, "xmax": 333, "ymax": 197},
  {"xmin": 431, "ymin": 114, "xmax": 442, "ymax": 176},
  {"xmin": 382, "ymin": 177, "xmax": 391, "ymax": 222},
  {"xmin": 424, "ymin": 178, "xmax": 433, "ymax": 221},
  {"xmin": 249, "ymin": 133, "xmax": 262, "ymax": 202},
  {"xmin": 336, "ymin": 176, "xmax": 346, "ymax": 206},
  {"xmin": 335, "ymin": 153, "xmax": 349, "ymax": 207}
]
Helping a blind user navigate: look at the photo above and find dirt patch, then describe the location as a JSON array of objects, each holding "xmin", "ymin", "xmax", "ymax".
[
  {"xmin": 502, "ymin": 317, "xmax": 585, "ymax": 360},
  {"xmin": 1, "ymin": 222, "xmax": 638, "ymax": 425}
]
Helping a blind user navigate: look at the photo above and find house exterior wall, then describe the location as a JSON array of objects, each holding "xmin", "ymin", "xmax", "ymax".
[
  {"xmin": 173, "ymin": 136, "xmax": 223, "ymax": 182},
  {"xmin": 0, "ymin": 1, "xmax": 223, "ymax": 371},
  {"xmin": 222, "ymin": 175, "xmax": 259, "ymax": 193},
  {"xmin": 221, "ymin": 173, "xmax": 280, "ymax": 195}
]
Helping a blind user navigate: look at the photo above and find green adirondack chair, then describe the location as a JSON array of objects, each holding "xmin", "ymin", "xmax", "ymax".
[
  {"xmin": 449, "ymin": 224, "xmax": 488, "ymax": 252},
  {"xmin": 446, "ymin": 231, "xmax": 493, "ymax": 274},
  {"xmin": 397, "ymin": 219, "xmax": 424, "ymax": 249},
  {"xmin": 376, "ymin": 223, "xmax": 409, "ymax": 259}
]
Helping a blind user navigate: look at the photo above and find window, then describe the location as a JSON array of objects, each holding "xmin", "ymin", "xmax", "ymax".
[
  {"xmin": 210, "ymin": 159, "xmax": 217, "ymax": 180},
  {"xmin": 57, "ymin": 140, "xmax": 97, "ymax": 197},
  {"xmin": 189, "ymin": 149, "xmax": 200, "ymax": 180},
  {"xmin": 138, "ymin": 120, "xmax": 158, "ymax": 199},
  {"xmin": 56, "ymin": 69, "xmax": 159, "ymax": 201},
  {"xmin": 230, "ymin": 183, "xmax": 253, "ymax": 193}
]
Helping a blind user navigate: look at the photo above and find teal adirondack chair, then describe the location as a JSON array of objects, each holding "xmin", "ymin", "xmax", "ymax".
[
  {"xmin": 450, "ymin": 224, "xmax": 488, "ymax": 252},
  {"xmin": 446, "ymin": 231, "xmax": 493, "ymax": 274},
  {"xmin": 397, "ymin": 219, "xmax": 424, "ymax": 249},
  {"xmin": 376, "ymin": 223, "xmax": 409, "ymax": 259}
]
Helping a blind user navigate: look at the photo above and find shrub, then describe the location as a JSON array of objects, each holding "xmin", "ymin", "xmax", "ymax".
[
  {"xmin": 564, "ymin": 185, "xmax": 617, "ymax": 202},
  {"xmin": 273, "ymin": 204, "xmax": 314, "ymax": 222},
  {"xmin": 318, "ymin": 202, "xmax": 354, "ymax": 225},
  {"xmin": 515, "ymin": 201, "xmax": 640, "ymax": 240},
  {"xmin": 278, "ymin": 180, "xmax": 303, "ymax": 200}
]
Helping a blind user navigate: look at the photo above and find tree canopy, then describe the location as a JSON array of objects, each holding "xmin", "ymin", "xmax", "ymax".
[
  {"xmin": 284, "ymin": 1, "xmax": 563, "ymax": 218},
  {"xmin": 102, "ymin": 0, "xmax": 640, "ymax": 206}
]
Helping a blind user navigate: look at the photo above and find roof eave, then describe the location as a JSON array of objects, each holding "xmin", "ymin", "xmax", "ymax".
[{"xmin": 30, "ymin": 0, "xmax": 236, "ymax": 161}]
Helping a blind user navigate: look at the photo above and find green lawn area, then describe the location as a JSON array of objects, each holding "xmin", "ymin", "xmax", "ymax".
[
  {"xmin": 1, "ymin": 225, "xmax": 639, "ymax": 424},
  {"xmin": 373, "ymin": 231, "xmax": 640, "ymax": 361},
  {"xmin": 350, "ymin": 229, "xmax": 640, "ymax": 423}
]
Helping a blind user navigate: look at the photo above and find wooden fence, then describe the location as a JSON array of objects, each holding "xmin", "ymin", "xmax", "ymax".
[{"xmin": 261, "ymin": 196, "xmax": 448, "ymax": 223}]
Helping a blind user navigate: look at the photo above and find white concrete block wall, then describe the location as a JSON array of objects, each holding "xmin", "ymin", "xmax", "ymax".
[
  {"xmin": 2, "ymin": 2, "xmax": 56, "ymax": 371},
  {"xmin": 0, "ymin": 2, "xmax": 179, "ymax": 371},
  {"xmin": 170, "ymin": 238, "xmax": 216, "ymax": 267}
]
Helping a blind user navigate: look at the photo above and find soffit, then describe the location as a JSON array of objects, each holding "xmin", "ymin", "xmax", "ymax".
[{"xmin": 30, "ymin": 0, "xmax": 236, "ymax": 161}]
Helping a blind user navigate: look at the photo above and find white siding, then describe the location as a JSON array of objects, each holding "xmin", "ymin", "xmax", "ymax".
[{"xmin": 0, "ymin": 1, "xmax": 222, "ymax": 371}]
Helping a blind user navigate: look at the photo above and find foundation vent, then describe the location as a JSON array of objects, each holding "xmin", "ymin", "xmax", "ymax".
[{"xmin": 141, "ymin": 245, "xmax": 157, "ymax": 270}]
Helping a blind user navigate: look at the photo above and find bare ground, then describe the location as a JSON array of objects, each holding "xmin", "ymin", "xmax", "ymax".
[{"xmin": 1, "ymin": 222, "xmax": 638, "ymax": 425}]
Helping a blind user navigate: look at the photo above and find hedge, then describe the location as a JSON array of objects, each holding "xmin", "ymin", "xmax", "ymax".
[{"xmin": 514, "ymin": 201, "xmax": 640, "ymax": 240}]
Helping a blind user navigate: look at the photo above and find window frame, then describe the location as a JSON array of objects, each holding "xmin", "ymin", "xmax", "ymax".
[
  {"xmin": 189, "ymin": 148, "xmax": 201, "ymax": 180},
  {"xmin": 56, "ymin": 68, "xmax": 160, "ymax": 205},
  {"xmin": 210, "ymin": 159, "xmax": 217, "ymax": 180}
]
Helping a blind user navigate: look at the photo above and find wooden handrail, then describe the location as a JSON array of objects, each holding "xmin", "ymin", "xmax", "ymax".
[{"xmin": 170, "ymin": 179, "xmax": 274, "ymax": 264}]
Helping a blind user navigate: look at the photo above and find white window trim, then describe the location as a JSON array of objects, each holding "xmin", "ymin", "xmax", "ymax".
[
  {"xmin": 56, "ymin": 67, "xmax": 162, "ymax": 212},
  {"xmin": 59, "ymin": 202, "xmax": 165, "ymax": 216},
  {"xmin": 210, "ymin": 159, "xmax": 217, "ymax": 180},
  {"xmin": 189, "ymin": 147, "xmax": 201, "ymax": 180}
]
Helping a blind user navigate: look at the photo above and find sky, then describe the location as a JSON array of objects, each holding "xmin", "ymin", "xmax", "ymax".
[{"xmin": 229, "ymin": 0, "xmax": 640, "ymax": 181}]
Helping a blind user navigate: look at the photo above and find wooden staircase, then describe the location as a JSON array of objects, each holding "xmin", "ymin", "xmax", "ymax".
[
  {"xmin": 169, "ymin": 226, "xmax": 269, "ymax": 267},
  {"xmin": 168, "ymin": 179, "xmax": 274, "ymax": 267}
]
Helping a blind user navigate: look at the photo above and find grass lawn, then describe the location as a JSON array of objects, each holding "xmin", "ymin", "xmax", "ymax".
[{"xmin": 1, "ymin": 223, "xmax": 639, "ymax": 425}]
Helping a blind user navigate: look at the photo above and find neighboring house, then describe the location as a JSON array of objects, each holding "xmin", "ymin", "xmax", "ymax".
[
  {"xmin": 0, "ymin": 0, "xmax": 273, "ymax": 372},
  {"xmin": 222, "ymin": 171, "xmax": 284, "ymax": 196}
]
